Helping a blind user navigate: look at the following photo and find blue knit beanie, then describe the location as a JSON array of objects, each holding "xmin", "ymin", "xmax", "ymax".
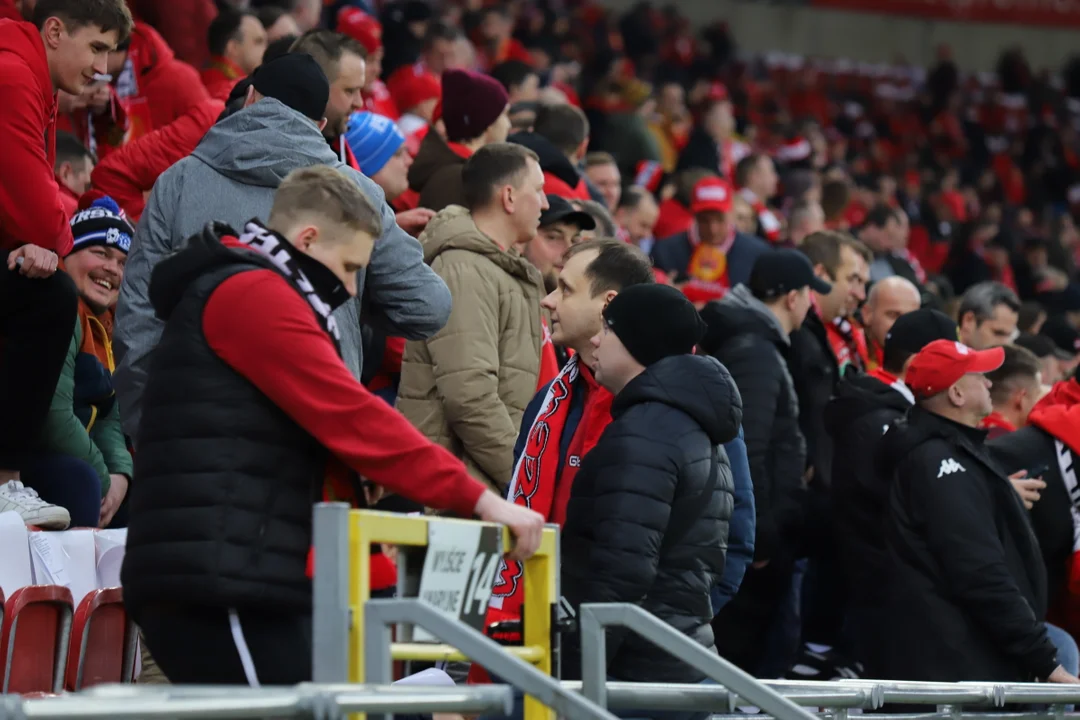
[{"xmin": 345, "ymin": 111, "xmax": 405, "ymax": 176}]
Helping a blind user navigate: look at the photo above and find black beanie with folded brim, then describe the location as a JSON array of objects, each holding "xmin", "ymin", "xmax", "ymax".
[{"xmin": 602, "ymin": 284, "xmax": 707, "ymax": 367}]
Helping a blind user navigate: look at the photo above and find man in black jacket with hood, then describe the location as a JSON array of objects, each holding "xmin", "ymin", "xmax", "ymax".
[
  {"xmin": 825, "ymin": 308, "xmax": 958, "ymax": 677},
  {"xmin": 990, "ymin": 376, "xmax": 1080, "ymax": 632},
  {"xmin": 561, "ymin": 284, "xmax": 739, "ymax": 700},
  {"xmin": 880, "ymin": 339, "xmax": 1078, "ymax": 684},
  {"xmin": 701, "ymin": 248, "xmax": 828, "ymax": 674}
]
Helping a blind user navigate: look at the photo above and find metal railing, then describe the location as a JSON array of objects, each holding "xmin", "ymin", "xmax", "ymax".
[
  {"xmin": 0, "ymin": 683, "xmax": 513, "ymax": 720},
  {"xmin": 364, "ymin": 598, "xmax": 616, "ymax": 720}
]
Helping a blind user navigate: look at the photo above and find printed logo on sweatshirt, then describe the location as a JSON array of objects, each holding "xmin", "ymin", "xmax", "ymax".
[
  {"xmin": 937, "ymin": 458, "xmax": 966, "ymax": 478},
  {"xmin": 568, "ymin": 455, "xmax": 581, "ymax": 467}
]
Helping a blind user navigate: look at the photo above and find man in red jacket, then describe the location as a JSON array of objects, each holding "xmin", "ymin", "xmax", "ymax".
[
  {"xmin": 0, "ymin": 0, "xmax": 131, "ymax": 518},
  {"xmin": 123, "ymin": 164, "xmax": 544, "ymax": 684},
  {"xmin": 201, "ymin": 7, "xmax": 266, "ymax": 102}
]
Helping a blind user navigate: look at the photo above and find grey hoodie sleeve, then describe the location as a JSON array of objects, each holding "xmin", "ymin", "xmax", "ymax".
[
  {"xmin": 349, "ymin": 170, "xmax": 451, "ymax": 339},
  {"xmin": 112, "ymin": 171, "xmax": 179, "ymax": 441}
]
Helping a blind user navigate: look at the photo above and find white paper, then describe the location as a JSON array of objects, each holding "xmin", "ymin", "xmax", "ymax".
[
  {"xmin": 28, "ymin": 532, "xmax": 71, "ymax": 588},
  {"xmin": 94, "ymin": 528, "xmax": 127, "ymax": 588},
  {"xmin": 57, "ymin": 529, "xmax": 98, "ymax": 606},
  {"xmin": 0, "ymin": 511, "xmax": 33, "ymax": 598}
]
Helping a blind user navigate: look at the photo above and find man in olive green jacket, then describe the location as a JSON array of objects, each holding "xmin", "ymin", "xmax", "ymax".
[{"xmin": 397, "ymin": 144, "xmax": 547, "ymax": 492}]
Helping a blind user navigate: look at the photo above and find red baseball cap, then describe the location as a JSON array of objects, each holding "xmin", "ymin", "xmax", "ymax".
[
  {"xmin": 690, "ymin": 177, "xmax": 733, "ymax": 215},
  {"xmin": 905, "ymin": 339, "xmax": 1005, "ymax": 399},
  {"xmin": 337, "ymin": 7, "xmax": 382, "ymax": 55}
]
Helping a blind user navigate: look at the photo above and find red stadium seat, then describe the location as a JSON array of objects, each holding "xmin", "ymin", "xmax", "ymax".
[
  {"xmin": 0, "ymin": 585, "xmax": 73, "ymax": 693},
  {"xmin": 64, "ymin": 588, "xmax": 136, "ymax": 690}
]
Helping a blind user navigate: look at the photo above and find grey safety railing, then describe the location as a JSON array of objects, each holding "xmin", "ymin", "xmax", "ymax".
[
  {"xmin": 364, "ymin": 598, "xmax": 617, "ymax": 720},
  {"xmin": 0, "ymin": 682, "xmax": 513, "ymax": 720},
  {"xmin": 579, "ymin": 602, "xmax": 820, "ymax": 720}
]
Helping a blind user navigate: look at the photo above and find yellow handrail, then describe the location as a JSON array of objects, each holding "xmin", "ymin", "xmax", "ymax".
[{"xmin": 348, "ymin": 510, "xmax": 558, "ymax": 720}]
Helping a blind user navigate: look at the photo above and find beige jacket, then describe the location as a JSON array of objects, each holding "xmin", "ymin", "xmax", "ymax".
[{"xmin": 396, "ymin": 206, "xmax": 545, "ymax": 492}]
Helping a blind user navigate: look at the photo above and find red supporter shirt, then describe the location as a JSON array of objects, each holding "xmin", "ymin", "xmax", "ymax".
[{"xmin": 201, "ymin": 266, "xmax": 489, "ymax": 520}]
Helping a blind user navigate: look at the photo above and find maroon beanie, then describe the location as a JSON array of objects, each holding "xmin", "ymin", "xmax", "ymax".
[{"xmin": 441, "ymin": 69, "xmax": 510, "ymax": 143}]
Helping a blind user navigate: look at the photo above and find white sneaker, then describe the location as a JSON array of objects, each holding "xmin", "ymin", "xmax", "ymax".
[{"xmin": 0, "ymin": 481, "xmax": 71, "ymax": 530}]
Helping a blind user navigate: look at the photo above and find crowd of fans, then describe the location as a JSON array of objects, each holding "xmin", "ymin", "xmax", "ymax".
[{"xmin": 3, "ymin": 0, "xmax": 1080, "ymax": 712}]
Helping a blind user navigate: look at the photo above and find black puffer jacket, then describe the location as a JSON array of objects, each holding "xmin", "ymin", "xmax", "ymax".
[
  {"xmin": 700, "ymin": 285, "xmax": 805, "ymax": 562},
  {"xmin": 879, "ymin": 406, "xmax": 1058, "ymax": 683},
  {"xmin": 561, "ymin": 354, "xmax": 741, "ymax": 683},
  {"xmin": 825, "ymin": 372, "xmax": 912, "ymax": 608}
]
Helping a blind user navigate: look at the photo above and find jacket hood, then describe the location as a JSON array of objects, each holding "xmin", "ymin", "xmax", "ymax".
[
  {"xmin": 149, "ymin": 223, "xmax": 240, "ymax": 321},
  {"xmin": 824, "ymin": 373, "xmax": 911, "ymax": 439},
  {"xmin": 0, "ymin": 20, "xmax": 50, "ymax": 107},
  {"xmin": 129, "ymin": 22, "xmax": 176, "ymax": 73},
  {"xmin": 418, "ymin": 205, "xmax": 538, "ymax": 282},
  {"xmin": 1028, "ymin": 378, "xmax": 1080, "ymax": 455},
  {"xmin": 700, "ymin": 284, "xmax": 788, "ymax": 355},
  {"xmin": 508, "ymin": 132, "xmax": 582, "ymax": 189},
  {"xmin": 614, "ymin": 354, "xmax": 742, "ymax": 446},
  {"xmin": 408, "ymin": 130, "xmax": 465, "ymax": 191},
  {"xmin": 191, "ymin": 98, "xmax": 341, "ymax": 188}
]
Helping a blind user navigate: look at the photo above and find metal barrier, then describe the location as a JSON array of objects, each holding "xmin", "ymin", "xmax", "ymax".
[
  {"xmin": 365, "ymin": 598, "xmax": 616, "ymax": 720},
  {"xmin": 312, "ymin": 504, "xmax": 562, "ymax": 720},
  {"xmin": 0, "ymin": 682, "xmax": 513, "ymax": 719},
  {"xmin": 579, "ymin": 603, "xmax": 818, "ymax": 720}
]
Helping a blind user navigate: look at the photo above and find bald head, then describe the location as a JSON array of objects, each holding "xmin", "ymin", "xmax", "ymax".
[{"xmin": 863, "ymin": 276, "xmax": 922, "ymax": 349}]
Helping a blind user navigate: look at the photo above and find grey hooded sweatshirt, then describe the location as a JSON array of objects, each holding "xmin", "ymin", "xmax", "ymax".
[{"xmin": 114, "ymin": 98, "xmax": 452, "ymax": 438}]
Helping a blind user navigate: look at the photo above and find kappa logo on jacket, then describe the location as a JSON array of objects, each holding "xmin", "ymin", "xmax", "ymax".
[{"xmin": 937, "ymin": 458, "xmax": 966, "ymax": 478}]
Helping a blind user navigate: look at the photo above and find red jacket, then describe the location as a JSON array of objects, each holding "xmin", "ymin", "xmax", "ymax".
[
  {"xmin": 543, "ymin": 171, "xmax": 591, "ymax": 201},
  {"xmin": 0, "ymin": 20, "xmax": 73, "ymax": 255},
  {"xmin": 364, "ymin": 80, "xmax": 399, "ymax": 120},
  {"xmin": 127, "ymin": 0, "xmax": 217, "ymax": 70},
  {"xmin": 91, "ymin": 98, "xmax": 224, "ymax": 221},
  {"xmin": 201, "ymin": 56, "xmax": 244, "ymax": 102},
  {"xmin": 116, "ymin": 23, "xmax": 210, "ymax": 141},
  {"xmin": 0, "ymin": 0, "xmax": 21, "ymax": 21}
]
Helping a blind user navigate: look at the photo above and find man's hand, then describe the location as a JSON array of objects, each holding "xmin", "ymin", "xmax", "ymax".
[
  {"xmin": 395, "ymin": 208, "xmax": 436, "ymax": 237},
  {"xmin": 1009, "ymin": 470, "xmax": 1046, "ymax": 510},
  {"xmin": 1048, "ymin": 665, "xmax": 1080, "ymax": 683},
  {"xmin": 8, "ymin": 245, "xmax": 58, "ymax": 278},
  {"xmin": 100, "ymin": 474, "xmax": 129, "ymax": 528},
  {"xmin": 474, "ymin": 491, "xmax": 544, "ymax": 562}
]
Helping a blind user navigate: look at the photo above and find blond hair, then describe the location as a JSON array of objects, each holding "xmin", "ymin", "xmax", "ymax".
[{"xmin": 270, "ymin": 166, "xmax": 382, "ymax": 238}]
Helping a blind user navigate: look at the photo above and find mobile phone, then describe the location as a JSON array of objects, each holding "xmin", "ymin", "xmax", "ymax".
[{"xmin": 1026, "ymin": 463, "xmax": 1050, "ymax": 479}]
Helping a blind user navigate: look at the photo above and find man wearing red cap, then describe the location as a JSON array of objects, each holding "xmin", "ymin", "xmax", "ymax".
[
  {"xmin": 651, "ymin": 176, "xmax": 769, "ymax": 306},
  {"xmin": 880, "ymin": 339, "xmax": 1080, "ymax": 684},
  {"xmin": 386, "ymin": 63, "xmax": 441, "ymax": 154},
  {"xmin": 336, "ymin": 7, "xmax": 398, "ymax": 120},
  {"xmin": 408, "ymin": 68, "xmax": 510, "ymax": 212}
]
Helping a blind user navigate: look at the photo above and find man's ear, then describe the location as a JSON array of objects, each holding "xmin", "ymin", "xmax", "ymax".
[
  {"xmin": 317, "ymin": 117, "xmax": 329, "ymax": 133},
  {"xmin": 42, "ymin": 16, "xmax": 64, "ymax": 50},
  {"xmin": 56, "ymin": 161, "xmax": 73, "ymax": 182}
]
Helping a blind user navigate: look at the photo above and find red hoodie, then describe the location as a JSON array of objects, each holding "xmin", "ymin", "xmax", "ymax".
[
  {"xmin": 0, "ymin": 20, "xmax": 73, "ymax": 255},
  {"xmin": 200, "ymin": 56, "xmax": 244, "ymax": 102},
  {"xmin": 91, "ymin": 98, "xmax": 224, "ymax": 220},
  {"xmin": 115, "ymin": 23, "xmax": 209, "ymax": 141},
  {"xmin": 0, "ymin": 0, "xmax": 21, "ymax": 22}
]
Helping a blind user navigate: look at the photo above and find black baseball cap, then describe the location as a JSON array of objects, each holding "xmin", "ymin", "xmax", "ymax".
[
  {"xmin": 1015, "ymin": 332, "xmax": 1073, "ymax": 361},
  {"xmin": 252, "ymin": 53, "xmax": 329, "ymax": 122},
  {"xmin": 539, "ymin": 195, "xmax": 596, "ymax": 231},
  {"xmin": 884, "ymin": 308, "xmax": 958, "ymax": 357},
  {"xmin": 748, "ymin": 249, "xmax": 832, "ymax": 300},
  {"xmin": 1041, "ymin": 316, "xmax": 1080, "ymax": 356}
]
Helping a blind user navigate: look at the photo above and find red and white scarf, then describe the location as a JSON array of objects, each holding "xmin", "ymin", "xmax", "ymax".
[
  {"xmin": 739, "ymin": 188, "xmax": 782, "ymax": 243},
  {"xmin": 488, "ymin": 355, "xmax": 611, "ymax": 619}
]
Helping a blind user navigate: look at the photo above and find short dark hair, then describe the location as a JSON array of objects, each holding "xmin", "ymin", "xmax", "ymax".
[
  {"xmin": 585, "ymin": 151, "xmax": 617, "ymax": 170},
  {"xmin": 734, "ymin": 154, "xmax": 764, "ymax": 189},
  {"xmin": 34, "ymin": 0, "xmax": 133, "ymax": 43},
  {"xmin": 564, "ymin": 239, "xmax": 655, "ymax": 296},
  {"xmin": 423, "ymin": 21, "xmax": 462, "ymax": 51},
  {"xmin": 865, "ymin": 203, "xmax": 899, "ymax": 229},
  {"xmin": 986, "ymin": 345, "xmax": 1042, "ymax": 405},
  {"xmin": 617, "ymin": 185, "xmax": 653, "ymax": 211},
  {"xmin": 208, "ymin": 8, "xmax": 254, "ymax": 58},
  {"xmin": 290, "ymin": 30, "xmax": 367, "ymax": 80},
  {"xmin": 54, "ymin": 131, "xmax": 94, "ymax": 170},
  {"xmin": 462, "ymin": 143, "xmax": 539, "ymax": 211},
  {"xmin": 1018, "ymin": 300, "xmax": 1046, "ymax": 334},
  {"xmin": 263, "ymin": 34, "xmax": 298, "ymax": 65},
  {"xmin": 491, "ymin": 60, "xmax": 537, "ymax": 93},
  {"xmin": 800, "ymin": 231, "xmax": 872, "ymax": 279},
  {"xmin": 255, "ymin": 5, "xmax": 288, "ymax": 30},
  {"xmin": 958, "ymin": 281, "xmax": 1021, "ymax": 325},
  {"xmin": 533, "ymin": 104, "xmax": 589, "ymax": 157},
  {"xmin": 821, "ymin": 179, "xmax": 850, "ymax": 220}
]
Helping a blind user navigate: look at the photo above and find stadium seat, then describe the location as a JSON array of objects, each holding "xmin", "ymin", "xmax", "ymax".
[
  {"xmin": 0, "ymin": 585, "xmax": 73, "ymax": 693},
  {"xmin": 64, "ymin": 587, "xmax": 136, "ymax": 690}
]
